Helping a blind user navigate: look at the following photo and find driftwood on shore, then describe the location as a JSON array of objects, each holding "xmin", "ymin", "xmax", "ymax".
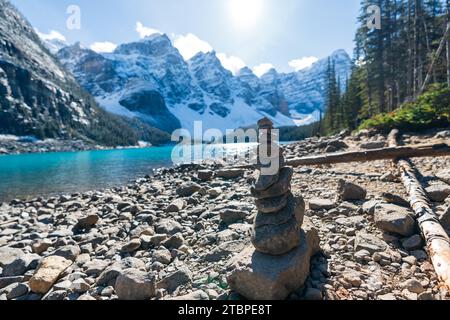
[
  {"xmin": 284, "ymin": 143, "xmax": 450, "ymax": 167},
  {"xmin": 389, "ymin": 130, "xmax": 450, "ymax": 290}
]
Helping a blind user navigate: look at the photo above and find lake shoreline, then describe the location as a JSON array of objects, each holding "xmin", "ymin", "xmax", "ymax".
[
  {"xmin": 0, "ymin": 143, "xmax": 259, "ymax": 203},
  {"xmin": 0, "ymin": 137, "xmax": 159, "ymax": 156},
  {"xmin": 0, "ymin": 130, "xmax": 448, "ymax": 301}
]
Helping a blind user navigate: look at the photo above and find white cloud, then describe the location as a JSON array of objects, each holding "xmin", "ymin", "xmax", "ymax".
[
  {"xmin": 136, "ymin": 22, "xmax": 162, "ymax": 39},
  {"xmin": 217, "ymin": 53, "xmax": 246, "ymax": 75},
  {"xmin": 90, "ymin": 42, "xmax": 117, "ymax": 53},
  {"xmin": 35, "ymin": 29, "xmax": 66, "ymax": 42},
  {"xmin": 252, "ymin": 63, "xmax": 275, "ymax": 77},
  {"xmin": 288, "ymin": 56, "xmax": 319, "ymax": 71},
  {"xmin": 173, "ymin": 33, "xmax": 213, "ymax": 60}
]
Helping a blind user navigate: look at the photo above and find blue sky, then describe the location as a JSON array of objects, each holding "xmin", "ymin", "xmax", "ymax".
[{"xmin": 11, "ymin": 0, "xmax": 361, "ymax": 74}]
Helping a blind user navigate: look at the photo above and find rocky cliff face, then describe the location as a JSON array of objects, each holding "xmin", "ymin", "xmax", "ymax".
[
  {"xmin": 280, "ymin": 49, "xmax": 352, "ymax": 118},
  {"xmin": 0, "ymin": 0, "xmax": 161, "ymax": 146}
]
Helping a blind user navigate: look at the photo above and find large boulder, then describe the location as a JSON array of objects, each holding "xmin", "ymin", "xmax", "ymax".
[
  {"xmin": 354, "ymin": 232, "xmax": 388, "ymax": 254},
  {"xmin": 374, "ymin": 203, "xmax": 416, "ymax": 236},
  {"xmin": 166, "ymin": 199, "xmax": 186, "ymax": 213},
  {"xmin": 0, "ymin": 247, "xmax": 24, "ymax": 267},
  {"xmin": 360, "ymin": 141, "xmax": 386, "ymax": 150},
  {"xmin": 338, "ymin": 180, "xmax": 367, "ymax": 201},
  {"xmin": 29, "ymin": 256, "xmax": 73, "ymax": 294},
  {"xmin": 219, "ymin": 209, "xmax": 246, "ymax": 225},
  {"xmin": 197, "ymin": 170, "xmax": 213, "ymax": 181},
  {"xmin": 1, "ymin": 253, "xmax": 40, "ymax": 277},
  {"xmin": 114, "ymin": 269, "xmax": 156, "ymax": 300},
  {"xmin": 155, "ymin": 219, "xmax": 183, "ymax": 235},
  {"xmin": 226, "ymin": 219, "xmax": 320, "ymax": 300},
  {"xmin": 176, "ymin": 182, "xmax": 201, "ymax": 197},
  {"xmin": 157, "ymin": 268, "xmax": 192, "ymax": 293},
  {"xmin": 74, "ymin": 212, "xmax": 99, "ymax": 230}
]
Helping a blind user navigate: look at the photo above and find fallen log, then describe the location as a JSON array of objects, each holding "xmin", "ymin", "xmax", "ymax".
[
  {"xmin": 285, "ymin": 143, "xmax": 450, "ymax": 167},
  {"xmin": 389, "ymin": 130, "xmax": 450, "ymax": 290}
]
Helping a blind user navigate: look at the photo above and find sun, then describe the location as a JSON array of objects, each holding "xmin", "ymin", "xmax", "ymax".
[{"xmin": 228, "ymin": 0, "xmax": 264, "ymax": 29}]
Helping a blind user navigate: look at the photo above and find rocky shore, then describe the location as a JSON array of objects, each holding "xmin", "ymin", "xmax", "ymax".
[
  {"xmin": 0, "ymin": 136, "xmax": 151, "ymax": 155},
  {"xmin": 0, "ymin": 128, "xmax": 449, "ymax": 300}
]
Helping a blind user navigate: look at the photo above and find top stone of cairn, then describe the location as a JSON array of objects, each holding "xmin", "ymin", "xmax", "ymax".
[{"xmin": 257, "ymin": 117, "xmax": 274, "ymax": 130}]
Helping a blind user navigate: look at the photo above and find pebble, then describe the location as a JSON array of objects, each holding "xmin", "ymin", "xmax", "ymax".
[
  {"xmin": 121, "ymin": 239, "xmax": 142, "ymax": 253},
  {"xmin": 401, "ymin": 279, "xmax": 425, "ymax": 294}
]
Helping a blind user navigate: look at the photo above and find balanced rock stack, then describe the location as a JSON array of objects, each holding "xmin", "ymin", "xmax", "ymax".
[{"xmin": 227, "ymin": 118, "xmax": 320, "ymax": 300}]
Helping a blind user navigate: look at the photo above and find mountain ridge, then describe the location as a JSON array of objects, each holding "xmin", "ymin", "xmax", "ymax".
[
  {"xmin": 57, "ymin": 33, "xmax": 353, "ymax": 133},
  {"xmin": 0, "ymin": 0, "xmax": 170, "ymax": 146}
]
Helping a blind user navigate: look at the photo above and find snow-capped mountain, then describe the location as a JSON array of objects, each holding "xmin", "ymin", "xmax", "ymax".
[
  {"xmin": 0, "ymin": 0, "xmax": 167, "ymax": 146},
  {"xmin": 58, "ymin": 34, "xmax": 352, "ymax": 133},
  {"xmin": 280, "ymin": 49, "xmax": 352, "ymax": 120},
  {"xmin": 41, "ymin": 37, "xmax": 68, "ymax": 54}
]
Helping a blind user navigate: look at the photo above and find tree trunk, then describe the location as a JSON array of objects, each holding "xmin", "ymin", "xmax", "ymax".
[
  {"xmin": 388, "ymin": 130, "xmax": 450, "ymax": 290},
  {"xmin": 420, "ymin": 21, "xmax": 450, "ymax": 95},
  {"xmin": 283, "ymin": 143, "xmax": 450, "ymax": 167},
  {"xmin": 446, "ymin": 0, "xmax": 450, "ymax": 87}
]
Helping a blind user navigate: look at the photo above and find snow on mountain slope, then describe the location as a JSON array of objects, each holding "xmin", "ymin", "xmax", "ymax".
[
  {"xmin": 58, "ymin": 34, "xmax": 352, "ymax": 133},
  {"xmin": 0, "ymin": 0, "xmax": 130, "ymax": 144},
  {"xmin": 279, "ymin": 49, "xmax": 352, "ymax": 116}
]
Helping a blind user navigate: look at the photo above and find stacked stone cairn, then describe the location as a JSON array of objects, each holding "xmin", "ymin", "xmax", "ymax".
[{"xmin": 227, "ymin": 118, "xmax": 320, "ymax": 300}]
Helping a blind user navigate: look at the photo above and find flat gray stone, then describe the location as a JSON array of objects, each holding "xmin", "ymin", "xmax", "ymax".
[
  {"xmin": 355, "ymin": 232, "xmax": 388, "ymax": 254},
  {"xmin": 176, "ymin": 183, "xmax": 201, "ymax": 197},
  {"xmin": 255, "ymin": 192, "xmax": 290, "ymax": 214},
  {"xmin": 2, "ymin": 254, "xmax": 41, "ymax": 277},
  {"xmin": 338, "ymin": 179, "xmax": 367, "ymax": 201},
  {"xmin": 216, "ymin": 169, "xmax": 245, "ymax": 179},
  {"xmin": 157, "ymin": 268, "xmax": 192, "ymax": 293},
  {"xmin": 114, "ymin": 269, "xmax": 156, "ymax": 300},
  {"xmin": 436, "ymin": 169, "xmax": 450, "ymax": 185},
  {"xmin": 374, "ymin": 203, "xmax": 416, "ymax": 236},
  {"xmin": 426, "ymin": 185, "xmax": 450, "ymax": 202},
  {"xmin": 252, "ymin": 196, "xmax": 305, "ymax": 256},
  {"xmin": 155, "ymin": 219, "xmax": 182, "ymax": 235},
  {"xmin": 0, "ymin": 247, "xmax": 24, "ymax": 267},
  {"xmin": 402, "ymin": 234, "xmax": 423, "ymax": 251},
  {"xmin": 251, "ymin": 167, "xmax": 293, "ymax": 200},
  {"xmin": 204, "ymin": 241, "xmax": 246, "ymax": 262},
  {"xmin": 308, "ymin": 198, "xmax": 336, "ymax": 211}
]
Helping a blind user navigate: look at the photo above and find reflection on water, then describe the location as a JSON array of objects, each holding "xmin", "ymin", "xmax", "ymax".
[{"xmin": 0, "ymin": 143, "xmax": 256, "ymax": 202}]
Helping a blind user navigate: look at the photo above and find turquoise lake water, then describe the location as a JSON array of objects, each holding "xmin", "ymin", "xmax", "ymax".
[
  {"xmin": 0, "ymin": 143, "xmax": 257, "ymax": 202},
  {"xmin": 0, "ymin": 146, "xmax": 176, "ymax": 202}
]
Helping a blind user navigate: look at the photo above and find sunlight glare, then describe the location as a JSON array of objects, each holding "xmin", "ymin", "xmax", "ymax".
[{"xmin": 228, "ymin": 0, "xmax": 264, "ymax": 29}]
